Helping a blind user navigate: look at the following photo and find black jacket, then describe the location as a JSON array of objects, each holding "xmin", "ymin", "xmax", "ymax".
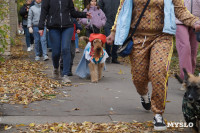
[
  {"xmin": 19, "ymin": 4, "xmax": 30, "ymax": 26},
  {"xmin": 38, "ymin": 0, "xmax": 87, "ymax": 30},
  {"xmin": 98, "ymin": 0, "xmax": 120, "ymax": 29}
]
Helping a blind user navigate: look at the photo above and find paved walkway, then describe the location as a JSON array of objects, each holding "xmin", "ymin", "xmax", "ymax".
[{"xmin": 0, "ymin": 44, "xmax": 187, "ymax": 131}]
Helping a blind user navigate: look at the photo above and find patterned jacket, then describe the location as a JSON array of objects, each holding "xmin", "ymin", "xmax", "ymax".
[{"xmin": 111, "ymin": 0, "xmax": 199, "ymax": 36}]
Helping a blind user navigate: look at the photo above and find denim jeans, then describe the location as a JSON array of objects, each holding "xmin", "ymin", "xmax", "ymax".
[
  {"xmin": 33, "ymin": 27, "xmax": 47, "ymax": 57},
  {"xmin": 49, "ymin": 27, "xmax": 74, "ymax": 76},
  {"xmin": 104, "ymin": 27, "xmax": 118, "ymax": 60},
  {"xmin": 23, "ymin": 25, "xmax": 31, "ymax": 48},
  {"xmin": 75, "ymin": 33, "xmax": 79, "ymax": 48}
]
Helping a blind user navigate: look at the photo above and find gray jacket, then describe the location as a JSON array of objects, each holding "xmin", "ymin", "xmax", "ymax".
[
  {"xmin": 98, "ymin": 0, "xmax": 120, "ymax": 29},
  {"xmin": 27, "ymin": 2, "xmax": 41, "ymax": 27}
]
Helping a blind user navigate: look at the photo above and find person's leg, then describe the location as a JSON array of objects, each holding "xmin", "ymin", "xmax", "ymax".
[
  {"xmin": 111, "ymin": 44, "xmax": 119, "ymax": 63},
  {"xmin": 40, "ymin": 27, "xmax": 48, "ymax": 60},
  {"xmin": 69, "ymin": 40, "xmax": 75, "ymax": 76},
  {"xmin": 61, "ymin": 27, "xmax": 74, "ymax": 77},
  {"xmin": 86, "ymin": 29, "xmax": 92, "ymax": 37},
  {"xmin": 47, "ymin": 30, "xmax": 52, "ymax": 52},
  {"xmin": 176, "ymin": 25, "xmax": 192, "ymax": 79},
  {"xmin": 149, "ymin": 34, "xmax": 173, "ymax": 114},
  {"xmin": 75, "ymin": 33, "xmax": 79, "ymax": 48},
  {"xmin": 23, "ymin": 25, "xmax": 31, "ymax": 49},
  {"xmin": 149, "ymin": 34, "xmax": 174, "ymax": 130},
  {"xmin": 75, "ymin": 33, "xmax": 80, "ymax": 53},
  {"xmin": 189, "ymin": 27, "xmax": 199, "ymax": 74},
  {"xmin": 104, "ymin": 27, "xmax": 112, "ymax": 63},
  {"xmin": 30, "ymin": 33, "xmax": 34, "ymax": 44},
  {"xmin": 49, "ymin": 29, "xmax": 61, "ymax": 69},
  {"xmin": 33, "ymin": 27, "xmax": 40, "ymax": 60},
  {"xmin": 130, "ymin": 35, "xmax": 151, "ymax": 96}
]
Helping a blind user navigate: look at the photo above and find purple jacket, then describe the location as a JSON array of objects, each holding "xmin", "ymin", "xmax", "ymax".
[
  {"xmin": 79, "ymin": 6, "xmax": 106, "ymax": 29},
  {"xmin": 176, "ymin": 0, "xmax": 200, "ymax": 24}
]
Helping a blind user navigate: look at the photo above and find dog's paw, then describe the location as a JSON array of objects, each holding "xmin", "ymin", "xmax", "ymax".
[{"xmin": 91, "ymin": 80, "xmax": 98, "ymax": 83}]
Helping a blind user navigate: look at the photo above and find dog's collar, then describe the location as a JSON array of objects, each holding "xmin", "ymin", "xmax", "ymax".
[{"xmin": 89, "ymin": 47, "xmax": 104, "ymax": 64}]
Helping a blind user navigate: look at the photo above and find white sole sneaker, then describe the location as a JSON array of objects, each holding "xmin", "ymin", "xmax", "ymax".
[{"xmin": 154, "ymin": 126, "xmax": 167, "ymax": 131}]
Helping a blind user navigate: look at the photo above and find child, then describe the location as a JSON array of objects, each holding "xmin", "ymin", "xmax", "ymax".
[
  {"xmin": 79, "ymin": 0, "xmax": 106, "ymax": 37},
  {"xmin": 27, "ymin": 0, "xmax": 48, "ymax": 61}
]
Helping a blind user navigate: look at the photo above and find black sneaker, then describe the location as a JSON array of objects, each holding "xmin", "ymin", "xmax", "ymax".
[
  {"xmin": 153, "ymin": 114, "xmax": 167, "ymax": 131},
  {"xmin": 68, "ymin": 72, "xmax": 73, "ymax": 76},
  {"xmin": 106, "ymin": 57, "xmax": 112, "ymax": 63},
  {"xmin": 112, "ymin": 59, "xmax": 120, "ymax": 64},
  {"xmin": 140, "ymin": 93, "xmax": 151, "ymax": 110}
]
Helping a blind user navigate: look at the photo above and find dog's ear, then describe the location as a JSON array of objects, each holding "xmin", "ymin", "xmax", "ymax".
[
  {"xmin": 174, "ymin": 74, "xmax": 183, "ymax": 84},
  {"xmin": 183, "ymin": 68, "xmax": 189, "ymax": 82}
]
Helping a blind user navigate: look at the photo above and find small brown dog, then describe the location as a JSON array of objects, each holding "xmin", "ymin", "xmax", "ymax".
[{"xmin": 79, "ymin": 34, "xmax": 108, "ymax": 83}]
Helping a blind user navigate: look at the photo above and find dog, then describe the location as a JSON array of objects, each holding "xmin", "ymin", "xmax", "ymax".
[
  {"xmin": 175, "ymin": 68, "xmax": 200, "ymax": 133},
  {"xmin": 79, "ymin": 34, "xmax": 108, "ymax": 83}
]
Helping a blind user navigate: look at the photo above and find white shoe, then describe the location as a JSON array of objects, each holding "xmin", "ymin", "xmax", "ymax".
[
  {"xmin": 75, "ymin": 48, "xmax": 80, "ymax": 53},
  {"xmin": 31, "ymin": 44, "xmax": 34, "ymax": 50},
  {"xmin": 53, "ymin": 68, "xmax": 59, "ymax": 79},
  {"xmin": 43, "ymin": 55, "xmax": 49, "ymax": 61},
  {"xmin": 35, "ymin": 56, "xmax": 40, "ymax": 61},
  {"xmin": 62, "ymin": 75, "xmax": 71, "ymax": 84},
  {"xmin": 27, "ymin": 47, "xmax": 32, "ymax": 52}
]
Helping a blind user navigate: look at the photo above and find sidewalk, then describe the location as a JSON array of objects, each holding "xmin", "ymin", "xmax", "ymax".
[{"xmin": 0, "ymin": 44, "xmax": 187, "ymax": 131}]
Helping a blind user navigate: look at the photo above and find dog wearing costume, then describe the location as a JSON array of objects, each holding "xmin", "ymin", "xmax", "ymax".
[{"xmin": 76, "ymin": 33, "xmax": 108, "ymax": 83}]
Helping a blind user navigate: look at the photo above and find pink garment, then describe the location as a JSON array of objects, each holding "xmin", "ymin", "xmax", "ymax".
[
  {"xmin": 176, "ymin": 25, "xmax": 199, "ymax": 79},
  {"xmin": 176, "ymin": 0, "xmax": 200, "ymax": 24}
]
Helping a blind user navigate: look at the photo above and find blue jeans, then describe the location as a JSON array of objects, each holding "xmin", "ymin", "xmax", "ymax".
[
  {"xmin": 104, "ymin": 27, "xmax": 118, "ymax": 60},
  {"xmin": 75, "ymin": 33, "xmax": 79, "ymax": 48},
  {"xmin": 49, "ymin": 27, "xmax": 74, "ymax": 76},
  {"xmin": 23, "ymin": 25, "xmax": 31, "ymax": 48},
  {"xmin": 33, "ymin": 27, "xmax": 47, "ymax": 57}
]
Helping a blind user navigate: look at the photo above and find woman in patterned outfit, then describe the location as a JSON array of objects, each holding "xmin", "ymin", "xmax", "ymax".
[{"xmin": 107, "ymin": 0, "xmax": 200, "ymax": 131}]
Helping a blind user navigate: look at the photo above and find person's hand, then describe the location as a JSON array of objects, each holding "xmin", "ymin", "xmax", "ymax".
[
  {"xmin": 76, "ymin": 29, "xmax": 80, "ymax": 34},
  {"xmin": 86, "ymin": 12, "xmax": 92, "ymax": 19},
  {"xmin": 29, "ymin": 27, "xmax": 33, "ymax": 33},
  {"xmin": 193, "ymin": 20, "xmax": 200, "ymax": 32},
  {"xmin": 39, "ymin": 30, "xmax": 44, "ymax": 36},
  {"xmin": 106, "ymin": 32, "xmax": 115, "ymax": 45}
]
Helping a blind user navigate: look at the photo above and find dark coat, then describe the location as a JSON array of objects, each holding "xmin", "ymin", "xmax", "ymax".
[
  {"xmin": 19, "ymin": 4, "xmax": 30, "ymax": 26},
  {"xmin": 38, "ymin": 0, "xmax": 87, "ymax": 30},
  {"xmin": 98, "ymin": 0, "xmax": 120, "ymax": 29}
]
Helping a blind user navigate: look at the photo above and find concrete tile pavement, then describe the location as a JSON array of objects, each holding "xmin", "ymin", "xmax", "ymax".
[{"xmin": 0, "ymin": 47, "xmax": 188, "ymax": 131}]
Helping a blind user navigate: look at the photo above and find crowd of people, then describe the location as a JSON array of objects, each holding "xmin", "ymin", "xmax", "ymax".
[{"xmin": 19, "ymin": 0, "xmax": 200, "ymax": 131}]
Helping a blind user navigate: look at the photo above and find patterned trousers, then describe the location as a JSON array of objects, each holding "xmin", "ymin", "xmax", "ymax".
[{"xmin": 130, "ymin": 33, "xmax": 174, "ymax": 114}]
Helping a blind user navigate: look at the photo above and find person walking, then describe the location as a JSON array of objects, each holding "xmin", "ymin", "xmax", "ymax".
[
  {"xmin": 79, "ymin": 0, "xmax": 106, "ymax": 37},
  {"xmin": 38, "ymin": 0, "xmax": 91, "ymax": 84},
  {"xmin": 107, "ymin": 0, "xmax": 200, "ymax": 131},
  {"xmin": 98, "ymin": 0, "xmax": 120, "ymax": 64},
  {"xmin": 19, "ymin": 0, "xmax": 33, "ymax": 52},
  {"xmin": 27, "ymin": 0, "xmax": 49, "ymax": 61},
  {"xmin": 60, "ymin": 18, "xmax": 82, "ymax": 76},
  {"xmin": 175, "ymin": 0, "xmax": 200, "ymax": 87}
]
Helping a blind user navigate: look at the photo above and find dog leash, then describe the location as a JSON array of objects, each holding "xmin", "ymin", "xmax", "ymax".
[{"xmin": 88, "ymin": 19, "xmax": 95, "ymax": 33}]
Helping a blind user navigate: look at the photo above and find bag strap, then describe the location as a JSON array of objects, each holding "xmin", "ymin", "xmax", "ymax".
[{"xmin": 129, "ymin": 0, "xmax": 151, "ymax": 37}]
